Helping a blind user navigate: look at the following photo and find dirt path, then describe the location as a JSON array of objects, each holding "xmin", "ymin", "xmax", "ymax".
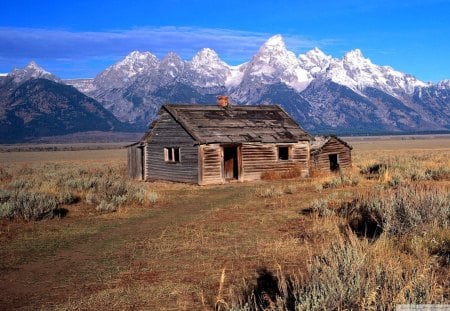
[{"xmin": 0, "ymin": 187, "xmax": 220, "ymax": 309}]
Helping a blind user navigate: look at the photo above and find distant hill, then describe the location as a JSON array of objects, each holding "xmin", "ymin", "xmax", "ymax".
[{"xmin": 0, "ymin": 65, "xmax": 139, "ymax": 143}]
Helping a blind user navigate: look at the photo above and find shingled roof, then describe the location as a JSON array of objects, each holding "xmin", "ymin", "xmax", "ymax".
[
  {"xmin": 310, "ymin": 135, "xmax": 353, "ymax": 154},
  {"xmin": 154, "ymin": 104, "xmax": 311, "ymax": 144}
]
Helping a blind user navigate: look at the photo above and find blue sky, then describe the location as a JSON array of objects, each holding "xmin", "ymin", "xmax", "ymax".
[{"xmin": 0, "ymin": 0, "xmax": 449, "ymax": 82}]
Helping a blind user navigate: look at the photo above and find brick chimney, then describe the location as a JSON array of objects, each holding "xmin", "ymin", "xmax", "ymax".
[{"xmin": 217, "ymin": 95, "xmax": 229, "ymax": 108}]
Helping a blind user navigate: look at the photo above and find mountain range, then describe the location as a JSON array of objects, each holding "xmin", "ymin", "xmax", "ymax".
[
  {"xmin": 0, "ymin": 62, "xmax": 133, "ymax": 143},
  {"xmin": 1, "ymin": 35, "xmax": 449, "ymax": 142}
]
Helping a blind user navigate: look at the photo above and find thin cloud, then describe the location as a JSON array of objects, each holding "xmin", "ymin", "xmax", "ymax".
[
  {"xmin": 0, "ymin": 26, "xmax": 332, "ymax": 63},
  {"xmin": 0, "ymin": 26, "xmax": 339, "ymax": 78}
]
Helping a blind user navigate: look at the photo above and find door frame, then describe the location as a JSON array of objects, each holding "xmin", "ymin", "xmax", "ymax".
[
  {"xmin": 221, "ymin": 144, "xmax": 242, "ymax": 181},
  {"xmin": 329, "ymin": 153, "xmax": 340, "ymax": 172}
]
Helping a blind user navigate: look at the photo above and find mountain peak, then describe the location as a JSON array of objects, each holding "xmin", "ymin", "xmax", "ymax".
[
  {"xmin": 306, "ymin": 47, "xmax": 328, "ymax": 58},
  {"xmin": 122, "ymin": 51, "xmax": 158, "ymax": 64},
  {"xmin": 240, "ymin": 34, "xmax": 312, "ymax": 93},
  {"xmin": 191, "ymin": 48, "xmax": 226, "ymax": 68},
  {"xmin": 162, "ymin": 51, "xmax": 181, "ymax": 60},
  {"xmin": 259, "ymin": 35, "xmax": 288, "ymax": 53},
  {"xmin": 192, "ymin": 48, "xmax": 220, "ymax": 62},
  {"xmin": 298, "ymin": 48, "xmax": 333, "ymax": 76},
  {"xmin": 343, "ymin": 49, "xmax": 368, "ymax": 63},
  {"xmin": 436, "ymin": 79, "xmax": 450, "ymax": 89},
  {"xmin": 263, "ymin": 34, "xmax": 285, "ymax": 47},
  {"xmin": 25, "ymin": 60, "xmax": 44, "ymax": 71},
  {"xmin": 8, "ymin": 61, "xmax": 58, "ymax": 83}
]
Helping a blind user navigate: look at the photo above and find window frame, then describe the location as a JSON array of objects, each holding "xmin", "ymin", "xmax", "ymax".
[
  {"xmin": 277, "ymin": 146, "xmax": 291, "ymax": 161},
  {"xmin": 164, "ymin": 147, "xmax": 181, "ymax": 163}
]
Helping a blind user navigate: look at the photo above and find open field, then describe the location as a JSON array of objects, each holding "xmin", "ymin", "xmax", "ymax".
[{"xmin": 0, "ymin": 136, "xmax": 449, "ymax": 310}]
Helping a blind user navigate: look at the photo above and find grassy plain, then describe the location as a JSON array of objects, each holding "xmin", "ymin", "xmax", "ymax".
[{"xmin": 0, "ymin": 136, "xmax": 449, "ymax": 310}]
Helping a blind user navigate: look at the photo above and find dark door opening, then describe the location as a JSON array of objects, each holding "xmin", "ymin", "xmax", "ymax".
[
  {"xmin": 223, "ymin": 146, "xmax": 239, "ymax": 180},
  {"xmin": 329, "ymin": 154, "xmax": 339, "ymax": 172}
]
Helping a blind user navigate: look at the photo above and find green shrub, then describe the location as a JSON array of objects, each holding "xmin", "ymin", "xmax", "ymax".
[
  {"xmin": 0, "ymin": 167, "xmax": 11, "ymax": 181},
  {"xmin": 58, "ymin": 191, "xmax": 78, "ymax": 205},
  {"xmin": 294, "ymin": 242, "xmax": 433, "ymax": 310},
  {"xmin": 322, "ymin": 175, "xmax": 358, "ymax": 189},
  {"xmin": 255, "ymin": 186, "xmax": 284, "ymax": 198},
  {"xmin": 96, "ymin": 200, "xmax": 117, "ymax": 212},
  {"xmin": 8, "ymin": 179, "xmax": 33, "ymax": 190},
  {"xmin": 0, "ymin": 202, "xmax": 15, "ymax": 219},
  {"xmin": 0, "ymin": 191, "xmax": 60, "ymax": 221},
  {"xmin": 64, "ymin": 177, "xmax": 99, "ymax": 191},
  {"xmin": 425, "ymin": 167, "xmax": 450, "ymax": 181},
  {"xmin": 230, "ymin": 241, "xmax": 436, "ymax": 310},
  {"xmin": 360, "ymin": 163, "xmax": 387, "ymax": 175},
  {"xmin": 339, "ymin": 185, "xmax": 450, "ymax": 237},
  {"xmin": 146, "ymin": 191, "xmax": 158, "ymax": 204},
  {"xmin": 0, "ymin": 189, "xmax": 12, "ymax": 203},
  {"xmin": 309, "ymin": 199, "xmax": 333, "ymax": 217}
]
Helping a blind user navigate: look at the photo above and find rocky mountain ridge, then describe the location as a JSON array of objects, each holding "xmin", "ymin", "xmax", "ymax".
[
  {"xmin": 0, "ymin": 63, "xmax": 136, "ymax": 143},
  {"xmin": 62, "ymin": 34, "xmax": 448, "ymax": 134},
  {"xmin": 6, "ymin": 34, "xmax": 449, "ymax": 137}
]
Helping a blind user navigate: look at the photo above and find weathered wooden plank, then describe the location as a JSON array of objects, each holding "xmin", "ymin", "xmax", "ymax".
[
  {"xmin": 310, "ymin": 137, "xmax": 352, "ymax": 173},
  {"xmin": 144, "ymin": 110, "xmax": 199, "ymax": 183}
]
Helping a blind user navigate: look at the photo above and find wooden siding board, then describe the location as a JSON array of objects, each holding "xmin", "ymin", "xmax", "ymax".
[
  {"xmin": 145, "ymin": 110, "xmax": 199, "ymax": 183},
  {"xmin": 241, "ymin": 142, "xmax": 309, "ymax": 181},
  {"xmin": 310, "ymin": 137, "xmax": 352, "ymax": 173}
]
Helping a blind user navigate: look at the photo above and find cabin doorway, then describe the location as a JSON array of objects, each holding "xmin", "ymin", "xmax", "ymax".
[
  {"xmin": 329, "ymin": 154, "xmax": 339, "ymax": 172},
  {"xmin": 223, "ymin": 146, "xmax": 239, "ymax": 180}
]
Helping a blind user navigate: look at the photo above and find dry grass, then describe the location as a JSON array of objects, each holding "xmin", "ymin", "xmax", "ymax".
[{"xmin": 0, "ymin": 136, "xmax": 449, "ymax": 310}]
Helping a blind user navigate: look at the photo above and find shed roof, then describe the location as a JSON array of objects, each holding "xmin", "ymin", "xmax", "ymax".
[
  {"xmin": 149, "ymin": 104, "xmax": 311, "ymax": 144},
  {"xmin": 310, "ymin": 135, "xmax": 353, "ymax": 154}
]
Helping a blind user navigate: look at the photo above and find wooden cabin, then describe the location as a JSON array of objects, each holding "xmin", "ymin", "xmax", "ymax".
[
  {"xmin": 128, "ymin": 103, "xmax": 312, "ymax": 185},
  {"xmin": 310, "ymin": 136, "xmax": 352, "ymax": 174}
]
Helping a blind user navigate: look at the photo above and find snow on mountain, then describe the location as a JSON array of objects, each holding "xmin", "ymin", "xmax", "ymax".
[
  {"xmin": 182, "ymin": 48, "xmax": 232, "ymax": 88},
  {"xmin": 60, "ymin": 34, "xmax": 448, "ymax": 133},
  {"xmin": 158, "ymin": 52, "xmax": 185, "ymax": 83},
  {"xmin": 436, "ymin": 79, "xmax": 450, "ymax": 89},
  {"xmin": 8, "ymin": 61, "xmax": 59, "ymax": 83},
  {"xmin": 241, "ymin": 35, "xmax": 312, "ymax": 92},
  {"xmin": 64, "ymin": 78, "xmax": 96, "ymax": 93},
  {"xmin": 298, "ymin": 47, "xmax": 334, "ymax": 76},
  {"xmin": 225, "ymin": 64, "xmax": 247, "ymax": 88},
  {"xmin": 324, "ymin": 49, "xmax": 428, "ymax": 98},
  {"xmin": 94, "ymin": 51, "xmax": 159, "ymax": 89}
]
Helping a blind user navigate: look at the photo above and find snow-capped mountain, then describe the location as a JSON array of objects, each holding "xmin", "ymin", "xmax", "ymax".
[
  {"xmin": 94, "ymin": 51, "xmax": 159, "ymax": 89},
  {"xmin": 8, "ymin": 61, "xmax": 59, "ymax": 84},
  {"xmin": 157, "ymin": 52, "xmax": 185, "ymax": 86},
  {"xmin": 324, "ymin": 49, "xmax": 428, "ymax": 98},
  {"xmin": 181, "ymin": 48, "xmax": 231, "ymax": 88},
  {"xmin": 235, "ymin": 35, "xmax": 312, "ymax": 101},
  {"xmin": 298, "ymin": 47, "xmax": 334, "ymax": 76},
  {"xmin": 63, "ymin": 34, "xmax": 449, "ymax": 134}
]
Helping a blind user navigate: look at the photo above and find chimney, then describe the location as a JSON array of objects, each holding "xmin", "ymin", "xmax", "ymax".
[{"xmin": 217, "ymin": 95, "xmax": 229, "ymax": 108}]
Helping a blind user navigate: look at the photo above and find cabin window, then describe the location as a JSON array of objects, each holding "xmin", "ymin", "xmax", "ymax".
[
  {"xmin": 278, "ymin": 146, "xmax": 290, "ymax": 161},
  {"xmin": 164, "ymin": 147, "xmax": 180, "ymax": 163}
]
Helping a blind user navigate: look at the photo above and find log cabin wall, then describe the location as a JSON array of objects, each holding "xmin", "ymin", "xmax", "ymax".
[
  {"xmin": 145, "ymin": 110, "xmax": 199, "ymax": 183},
  {"xmin": 241, "ymin": 142, "xmax": 310, "ymax": 181},
  {"xmin": 311, "ymin": 137, "xmax": 352, "ymax": 173},
  {"xmin": 198, "ymin": 142, "xmax": 310, "ymax": 185}
]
